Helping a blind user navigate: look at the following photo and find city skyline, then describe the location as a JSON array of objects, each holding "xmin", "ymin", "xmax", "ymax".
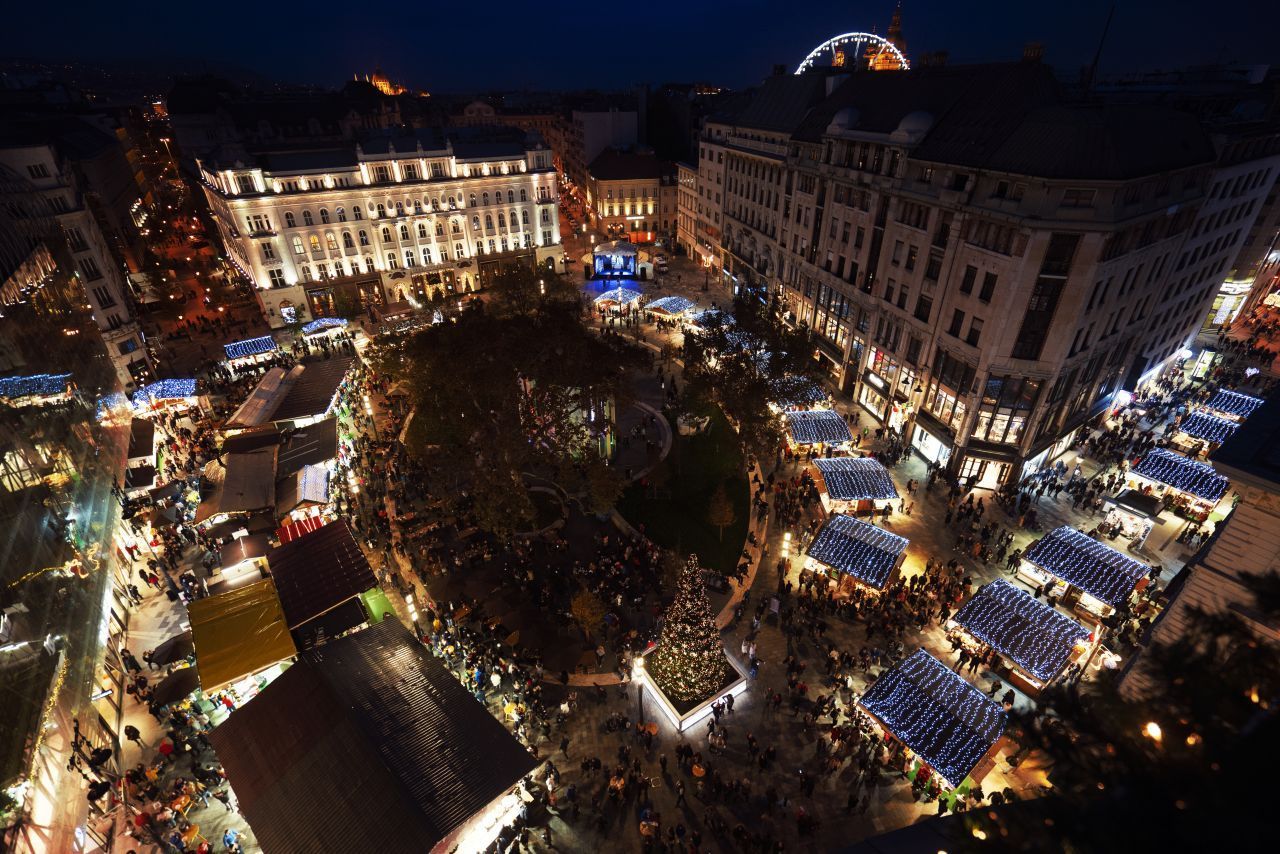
[{"xmin": 11, "ymin": 0, "xmax": 1279, "ymax": 93}]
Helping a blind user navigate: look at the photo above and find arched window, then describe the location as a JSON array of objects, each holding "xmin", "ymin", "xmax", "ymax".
[
  {"xmin": 381, "ymin": 227, "xmax": 392, "ymax": 242},
  {"xmin": 325, "ymin": 233, "xmax": 338, "ymax": 250},
  {"xmin": 404, "ymin": 250, "xmax": 415, "ymax": 268},
  {"xmin": 471, "ymin": 215, "xmax": 480, "ymax": 230},
  {"xmin": 375, "ymin": 203, "xmax": 386, "ymax": 218},
  {"xmin": 364, "ymin": 256, "xmax": 374, "ymax": 273},
  {"xmin": 421, "ymin": 247, "xmax": 433, "ymax": 265},
  {"xmin": 343, "ymin": 232, "xmax": 354, "ymax": 249},
  {"xmin": 510, "ymin": 210, "xmax": 518, "ymax": 228},
  {"xmin": 353, "ymin": 205, "xmax": 363, "ymax": 220},
  {"xmin": 319, "ymin": 209, "xmax": 330, "ymax": 224},
  {"xmin": 301, "ymin": 265, "xmax": 311, "ymax": 281},
  {"xmin": 417, "ymin": 223, "xmax": 427, "ymax": 239},
  {"xmin": 519, "ymin": 188, "xmax": 527, "ymax": 201},
  {"xmin": 291, "ymin": 236, "xmax": 304, "ymax": 255},
  {"xmin": 413, "ymin": 200, "xmax": 422, "ymax": 213},
  {"xmin": 484, "ymin": 214, "xmax": 493, "ymax": 230},
  {"xmin": 455, "ymin": 242, "xmax": 464, "ymax": 258},
  {"xmin": 285, "ymin": 211, "xmax": 296, "ymax": 228},
  {"xmin": 435, "ymin": 222, "xmax": 444, "ymax": 236},
  {"xmin": 358, "ymin": 230, "xmax": 369, "ymax": 246},
  {"xmin": 469, "ymin": 193, "xmax": 476, "ymax": 207},
  {"xmin": 482, "ymin": 192, "xmax": 490, "ymax": 206},
  {"xmin": 507, "ymin": 190, "xmax": 515, "ymax": 203},
  {"xmin": 386, "ymin": 252, "xmax": 399, "ymax": 269},
  {"xmin": 303, "ymin": 210, "xmax": 314, "ymax": 225},
  {"xmin": 399, "ymin": 224, "xmax": 410, "ymax": 240},
  {"xmin": 452, "ymin": 220, "xmax": 462, "ymax": 234},
  {"xmin": 309, "ymin": 234, "xmax": 321, "ymax": 251},
  {"xmin": 395, "ymin": 201, "xmax": 404, "ymax": 215},
  {"xmin": 431, "ymin": 198, "xmax": 440, "ymax": 210},
  {"xmin": 497, "ymin": 213, "xmax": 506, "ymax": 228},
  {"xmin": 336, "ymin": 207, "xmax": 346, "ymax": 222},
  {"xmin": 521, "ymin": 210, "xmax": 529, "ymax": 225}
]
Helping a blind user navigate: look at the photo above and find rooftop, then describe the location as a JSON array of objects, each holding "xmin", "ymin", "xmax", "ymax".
[
  {"xmin": 1131, "ymin": 447, "xmax": 1229, "ymax": 502},
  {"xmin": 812, "ymin": 456, "xmax": 899, "ymax": 501},
  {"xmin": 1023, "ymin": 526, "xmax": 1149, "ymax": 607},
  {"xmin": 587, "ymin": 148, "xmax": 671, "ymax": 181},
  {"xmin": 1177, "ymin": 410, "xmax": 1239, "ymax": 445},
  {"xmin": 951, "ymin": 579, "xmax": 1089, "ymax": 683},
  {"xmin": 785, "ymin": 409, "xmax": 853, "ymax": 445},
  {"xmin": 267, "ymin": 519, "xmax": 375, "ymax": 634},
  {"xmin": 1210, "ymin": 391, "xmax": 1280, "ymax": 487},
  {"xmin": 805, "ymin": 514, "xmax": 907, "ymax": 590},
  {"xmin": 187, "ymin": 577, "xmax": 296, "ymax": 692},
  {"xmin": 207, "ymin": 619, "xmax": 537, "ymax": 854}
]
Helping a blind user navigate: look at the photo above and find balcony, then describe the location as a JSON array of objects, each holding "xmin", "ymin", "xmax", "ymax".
[{"xmin": 248, "ymin": 228, "xmax": 277, "ymax": 238}]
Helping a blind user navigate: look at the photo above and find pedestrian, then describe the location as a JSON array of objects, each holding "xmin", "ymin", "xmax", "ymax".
[
  {"xmin": 124, "ymin": 724, "xmax": 144, "ymax": 748},
  {"xmin": 676, "ymin": 780, "xmax": 686, "ymax": 805},
  {"xmin": 559, "ymin": 736, "xmax": 570, "ymax": 757}
]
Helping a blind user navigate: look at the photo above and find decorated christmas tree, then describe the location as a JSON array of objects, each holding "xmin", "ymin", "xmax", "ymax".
[{"xmin": 648, "ymin": 555, "xmax": 728, "ymax": 703}]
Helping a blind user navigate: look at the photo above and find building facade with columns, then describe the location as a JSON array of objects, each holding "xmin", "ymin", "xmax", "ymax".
[{"xmin": 198, "ymin": 126, "xmax": 561, "ymax": 327}]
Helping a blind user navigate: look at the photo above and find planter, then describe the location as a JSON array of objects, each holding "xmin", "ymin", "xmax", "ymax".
[{"xmin": 633, "ymin": 645, "xmax": 749, "ymax": 732}]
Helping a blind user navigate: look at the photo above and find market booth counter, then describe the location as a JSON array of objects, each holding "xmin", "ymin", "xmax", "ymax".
[
  {"xmin": 856, "ymin": 649, "xmax": 1007, "ymax": 790},
  {"xmin": 811, "ymin": 456, "xmax": 898, "ymax": 517},
  {"xmin": 948, "ymin": 579, "xmax": 1090, "ymax": 696},
  {"xmin": 785, "ymin": 409, "xmax": 853, "ymax": 455},
  {"xmin": 1129, "ymin": 447, "xmax": 1230, "ymax": 524},
  {"xmin": 222, "ymin": 335, "xmax": 279, "ymax": 370},
  {"xmin": 1100, "ymin": 489, "xmax": 1163, "ymax": 552},
  {"xmin": 1020, "ymin": 526, "xmax": 1149, "ymax": 623},
  {"xmin": 804, "ymin": 514, "xmax": 908, "ymax": 596}
]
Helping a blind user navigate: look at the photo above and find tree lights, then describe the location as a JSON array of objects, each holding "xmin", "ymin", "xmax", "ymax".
[
  {"xmin": 1176, "ymin": 411, "xmax": 1238, "ymax": 444},
  {"xmin": 1023, "ymin": 526, "xmax": 1148, "ymax": 607},
  {"xmin": 806, "ymin": 514, "xmax": 907, "ymax": 590},
  {"xmin": 951, "ymin": 579, "xmax": 1089, "ymax": 683},
  {"xmin": 647, "ymin": 556, "xmax": 728, "ymax": 704},
  {"xmin": 857, "ymin": 649, "xmax": 1005, "ymax": 787},
  {"xmin": 813, "ymin": 457, "xmax": 898, "ymax": 502},
  {"xmin": 785, "ymin": 409, "xmax": 853, "ymax": 445},
  {"xmin": 1132, "ymin": 448, "xmax": 1228, "ymax": 502}
]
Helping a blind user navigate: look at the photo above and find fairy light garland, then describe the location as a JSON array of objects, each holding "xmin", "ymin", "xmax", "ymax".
[
  {"xmin": 302, "ymin": 317, "xmax": 348, "ymax": 335},
  {"xmin": 593, "ymin": 287, "xmax": 642, "ymax": 306},
  {"xmin": 814, "ymin": 457, "xmax": 898, "ymax": 501},
  {"xmin": 806, "ymin": 514, "xmax": 907, "ymax": 590},
  {"xmin": 223, "ymin": 335, "xmax": 278, "ymax": 361},
  {"xmin": 645, "ymin": 296, "xmax": 695, "ymax": 315},
  {"xmin": 951, "ymin": 579, "xmax": 1088, "ymax": 683},
  {"xmin": 770, "ymin": 374, "xmax": 828, "ymax": 408},
  {"xmin": 857, "ymin": 649, "xmax": 1006, "ymax": 787},
  {"xmin": 1023, "ymin": 526, "xmax": 1148, "ymax": 607},
  {"xmin": 689, "ymin": 309, "xmax": 734, "ymax": 330},
  {"xmin": 786, "ymin": 410, "xmax": 853, "ymax": 445},
  {"xmin": 1204, "ymin": 389, "xmax": 1262, "ymax": 420},
  {"xmin": 1177, "ymin": 410, "xmax": 1239, "ymax": 445},
  {"xmin": 1132, "ymin": 447, "xmax": 1229, "ymax": 502},
  {"xmin": 131, "ymin": 378, "xmax": 196, "ymax": 407},
  {"xmin": 0, "ymin": 372, "xmax": 71, "ymax": 399}
]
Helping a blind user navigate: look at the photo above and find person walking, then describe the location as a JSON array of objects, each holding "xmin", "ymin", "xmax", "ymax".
[
  {"xmin": 559, "ymin": 735, "xmax": 570, "ymax": 758},
  {"xmin": 124, "ymin": 724, "xmax": 144, "ymax": 749}
]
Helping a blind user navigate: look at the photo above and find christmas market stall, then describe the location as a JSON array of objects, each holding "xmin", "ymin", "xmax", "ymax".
[
  {"xmin": 266, "ymin": 519, "xmax": 380, "ymax": 650},
  {"xmin": 130, "ymin": 378, "xmax": 198, "ymax": 416},
  {"xmin": 1202, "ymin": 388, "xmax": 1262, "ymax": 422},
  {"xmin": 208, "ymin": 619, "xmax": 538, "ymax": 854},
  {"xmin": 768, "ymin": 374, "xmax": 831, "ymax": 412},
  {"xmin": 948, "ymin": 579, "xmax": 1090, "ymax": 695},
  {"xmin": 643, "ymin": 295, "xmax": 696, "ymax": 318},
  {"xmin": 1172, "ymin": 410, "xmax": 1238, "ymax": 457},
  {"xmin": 301, "ymin": 316, "xmax": 348, "ymax": 340},
  {"xmin": 811, "ymin": 456, "xmax": 898, "ymax": 516},
  {"xmin": 1129, "ymin": 447, "xmax": 1229, "ymax": 523},
  {"xmin": 592, "ymin": 286, "xmax": 643, "ymax": 310},
  {"xmin": 857, "ymin": 649, "xmax": 1007, "ymax": 789},
  {"xmin": 785, "ymin": 409, "xmax": 853, "ymax": 454},
  {"xmin": 224, "ymin": 357, "xmax": 354, "ymax": 432},
  {"xmin": 187, "ymin": 576, "xmax": 297, "ymax": 706},
  {"xmin": 1020, "ymin": 525, "xmax": 1149, "ymax": 622},
  {"xmin": 0, "ymin": 372, "xmax": 72, "ymax": 409},
  {"xmin": 804, "ymin": 514, "xmax": 908, "ymax": 595},
  {"xmin": 223, "ymin": 335, "xmax": 279, "ymax": 369}
]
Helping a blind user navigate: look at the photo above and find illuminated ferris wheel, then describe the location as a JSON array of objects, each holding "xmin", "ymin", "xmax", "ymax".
[{"xmin": 794, "ymin": 32, "xmax": 910, "ymax": 74}]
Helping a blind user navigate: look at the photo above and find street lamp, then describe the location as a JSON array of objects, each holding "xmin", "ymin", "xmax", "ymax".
[{"xmin": 633, "ymin": 655, "xmax": 646, "ymax": 725}]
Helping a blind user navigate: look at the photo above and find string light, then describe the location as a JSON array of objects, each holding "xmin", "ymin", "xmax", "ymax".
[
  {"xmin": 786, "ymin": 410, "xmax": 853, "ymax": 445},
  {"xmin": 1204, "ymin": 389, "xmax": 1261, "ymax": 420},
  {"xmin": 644, "ymin": 296, "xmax": 695, "ymax": 315},
  {"xmin": 131, "ymin": 378, "xmax": 196, "ymax": 407},
  {"xmin": 593, "ymin": 287, "xmax": 642, "ymax": 307},
  {"xmin": 1023, "ymin": 526, "xmax": 1147, "ymax": 607},
  {"xmin": 1176, "ymin": 411, "xmax": 1238, "ymax": 444},
  {"xmin": 1132, "ymin": 448, "xmax": 1228, "ymax": 502},
  {"xmin": 224, "ymin": 335, "xmax": 278, "ymax": 361},
  {"xmin": 689, "ymin": 309, "xmax": 734, "ymax": 330},
  {"xmin": 857, "ymin": 649, "xmax": 1006, "ymax": 788},
  {"xmin": 813, "ymin": 457, "xmax": 898, "ymax": 501},
  {"xmin": 302, "ymin": 317, "xmax": 348, "ymax": 335},
  {"xmin": 951, "ymin": 579, "xmax": 1088, "ymax": 683},
  {"xmin": 806, "ymin": 514, "xmax": 907, "ymax": 590},
  {"xmin": 0, "ymin": 372, "xmax": 71, "ymax": 399},
  {"xmin": 770, "ymin": 374, "xmax": 828, "ymax": 408}
]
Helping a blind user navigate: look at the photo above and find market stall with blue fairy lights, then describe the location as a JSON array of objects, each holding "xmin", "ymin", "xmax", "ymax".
[
  {"xmin": 785, "ymin": 409, "xmax": 853, "ymax": 452},
  {"xmin": 592, "ymin": 287, "xmax": 643, "ymax": 310},
  {"xmin": 223, "ymin": 335, "xmax": 279, "ymax": 369},
  {"xmin": 811, "ymin": 456, "xmax": 897, "ymax": 516},
  {"xmin": 1202, "ymin": 388, "xmax": 1262, "ymax": 422},
  {"xmin": 1174, "ymin": 410, "xmax": 1238, "ymax": 451},
  {"xmin": 948, "ymin": 579, "xmax": 1091, "ymax": 694},
  {"xmin": 856, "ymin": 648, "xmax": 1007, "ymax": 789},
  {"xmin": 131, "ymin": 378, "xmax": 198, "ymax": 416},
  {"xmin": 0, "ymin": 372, "xmax": 73, "ymax": 409},
  {"xmin": 301, "ymin": 316, "xmax": 349, "ymax": 339},
  {"xmin": 1020, "ymin": 525, "xmax": 1150, "ymax": 622},
  {"xmin": 768, "ymin": 374, "xmax": 831, "ymax": 413},
  {"xmin": 804, "ymin": 514, "xmax": 908, "ymax": 595},
  {"xmin": 643, "ymin": 295, "xmax": 696, "ymax": 318},
  {"xmin": 1128, "ymin": 447, "xmax": 1229, "ymax": 523}
]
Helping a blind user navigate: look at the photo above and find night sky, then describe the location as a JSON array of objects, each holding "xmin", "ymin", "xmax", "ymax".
[{"xmin": 18, "ymin": 0, "xmax": 1279, "ymax": 92}]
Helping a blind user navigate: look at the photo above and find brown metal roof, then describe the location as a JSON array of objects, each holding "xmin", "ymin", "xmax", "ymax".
[{"xmin": 267, "ymin": 519, "xmax": 375, "ymax": 630}]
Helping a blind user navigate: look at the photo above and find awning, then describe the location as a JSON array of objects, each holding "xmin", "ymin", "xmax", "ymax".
[
  {"xmin": 1109, "ymin": 489, "xmax": 1163, "ymax": 520},
  {"xmin": 187, "ymin": 578, "xmax": 297, "ymax": 692}
]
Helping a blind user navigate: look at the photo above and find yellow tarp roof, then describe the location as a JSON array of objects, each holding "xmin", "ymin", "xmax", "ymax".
[{"xmin": 188, "ymin": 578, "xmax": 297, "ymax": 692}]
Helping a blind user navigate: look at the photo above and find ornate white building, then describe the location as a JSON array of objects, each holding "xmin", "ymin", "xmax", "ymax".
[{"xmin": 198, "ymin": 127, "xmax": 562, "ymax": 327}]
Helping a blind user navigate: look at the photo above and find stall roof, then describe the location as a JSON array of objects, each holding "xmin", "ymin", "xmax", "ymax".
[
  {"xmin": 187, "ymin": 578, "xmax": 296, "ymax": 692},
  {"xmin": 195, "ymin": 449, "xmax": 278, "ymax": 524},
  {"xmin": 1023, "ymin": 526, "xmax": 1148, "ymax": 607},
  {"xmin": 858, "ymin": 649, "xmax": 1006, "ymax": 787},
  {"xmin": 592, "ymin": 286, "xmax": 642, "ymax": 306},
  {"xmin": 786, "ymin": 409, "xmax": 853, "ymax": 445},
  {"xmin": 222, "ymin": 425, "xmax": 282, "ymax": 454},
  {"xmin": 127, "ymin": 418, "xmax": 156, "ymax": 459},
  {"xmin": 644, "ymin": 295, "xmax": 695, "ymax": 315},
  {"xmin": 1203, "ymin": 389, "xmax": 1262, "ymax": 420},
  {"xmin": 1110, "ymin": 489, "xmax": 1163, "ymax": 519},
  {"xmin": 813, "ymin": 457, "xmax": 898, "ymax": 501},
  {"xmin": 806, "ymin": 514, "xmax": 907, "ymax": 590},
  {"xmin": 275, "ymin": 465, "xmax": 329, "ymax": 517},
  {"xmin": 125, "ymin": 465, "xmax": 156, "ymax": 492},
  {"xmin": 224, "ymin": 335, "xmax": 278, "ymax": 362},
  {"xmin": 132, "ymin": 378, "xmax": 196, "ymax": 407},
  {"xmin": 218, "ymin": 533, "xmax": 273, "ymax": 569},
  {"xmin": 267, "ymin": 519, "xmax": 376, "ymax": 631},
  {"xmin": 769, "ymin": 374, "xmax": 828, "ymax": 408},
  {"xmin": 277, "ymin": 418, "xmax": 339, "ymax": 476},
  {"xmin": 0, "ymin": 372, "xmax": 71, "ymax": 399},
  {"xmin": 302, "ymin": 317, "xmax": 348, "ymax": 335},
  {"xmin": 1132, "ymin": 448, "xmax": 1229, "ymax": 502},
  {"xmin": 1177, "ymin": 411, "xmax": 1239, "ymax": 445},
  {"xmin": 269, "ymin": 357, "xmax": 353, "ymax": 423},
  {"xmin": 952, "ymin": 580, "xmax": 1089, "ymax": 683},
  {"xmin": 225, "ymin": 367, "xmax": 291, "ymax": 429},
  {"xmin": 207, "ymin": 619, "xmax": 537, "ymax": 854},
  {"xmin": 277, "ymin": 515, "xmax": 330, "ymax": 544}
]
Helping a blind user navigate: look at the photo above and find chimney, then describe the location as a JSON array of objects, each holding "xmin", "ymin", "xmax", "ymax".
[{"xmin": 1023, "ymin": 42, "xmax": 1045, "ymax": 63}]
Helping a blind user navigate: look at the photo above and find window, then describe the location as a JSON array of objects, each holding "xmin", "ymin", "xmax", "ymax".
[
  {"xmin": 302, "ymin": 210, "xmax": 313, "ymax": 226},
  {"xmin": 374, "ymin": 165, "xmax": 391, "ymax": 183},
  {"xmin": 913, "ymin": 294, "xmax": 932, "ymax": 323},
  {"xmin": 403, "ymin": 163, "xmax": 419, "ymax": 180},
  {"xmin": 320, "ymin": 209, "xmax": 330, "ymax": 224},
  {"xmin": 309, "ymin": 235, "xmax": 321, "ymax": 252},
  {"xmin": 353, "ymin": 206, "xmax": 363, "ymax": 220},
  {"xmin": 978, "ymin": 272, "xmax": 997, "ymax": 303},
  {"xmin": 520, "ymin": 188, "xmax": 527, "ymax": 201},
  {"xmin": 90, "ymin": 286, "xmax": 116, "ymax": 308},
  {"xmin": 358, "ymin": 230, "xmax": 369, "ymax": 246},
  {"xmin": 336, "ymin": 207, "xmax": 346, "ymax": 222},
  {"xmin": 325, "ymin": 233, "xmax": 338, "ymax": 251},
  {"xmin": 497, "ymin": 213, "xmax": 506, "ymax": 228},
  {"xmin": 381, "ymin": 227, "xmax": 392, "ymax": 242},
  {"xmin": 77, "ymin": 257, "xmax": 103, "ymax": 280},
  {"xmin": 261, "ymin": 242, "xmax": 276, "ymax": 260},
  {"xmin": 292, "ymin": 236, "xmax": 305, "ymax": 255},
  {"xmin": 343, "ymin": 232, "xmax": 354, "ymax": 249},
  {"xmin": 235, "ymin": 175, "xmax": 256, "ymax": 193},
  {"xmin": 966, "ymin": 317, "xmax": 984, "ymax": 347},
  {"xmin": 948, "ymin": 309, "xmax": 965, "ymax": 337},
  {"xmin": 268, "ymin": 269, "xmax": 286, "ymax": 288},
  {"xmin": 484, "ymin": 214, "xmax": 494, "ymax": 231},
  {"xmin": 892, "ymin": 241, "xmax": 903, "ymax": 265},
  {"xmin": 521, "ymin": 210, "xmax": 529, "ymax": 225},
  {"xmin": 284, "ymin": 211, "xmax": 296, "ymax": 228},
  {"xmin": 1062, "ymin": 188, "xmax": 1096, "ymax": 208},
  {"xmin": 959, "ymin": 265, "xmax": 977, "ymax": 294},
  {"xmin": 26, "ymin": 163, "xmax": 50, "ymax": 179},
  {"xmin": 905, "ymin": 245, "xmax": 918, "ymax": 272}
]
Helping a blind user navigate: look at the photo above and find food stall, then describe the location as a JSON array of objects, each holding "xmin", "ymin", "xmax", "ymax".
[
  {"xmin": 803, "ymin": 514, "xmax": 907, "ymax": 596},
  {"xmin": 811, "ymin": 456, "xmax": 898, "ymax": 517},
  {"xmin": 1202, "ymin": 389, "xmax": 1262, "ymax": 422},
  {"xmin": 223, "ymin": 335, "xmax": 279, "ymax": 369},
  {"xmin": 785, "ymin": 409, "xmax": 853, "ymax": 455},
  {"xmin": 1128, "ymin": 447, "xmax": 1229, "ymax": 523},
  {"xmin": 301, "ymin": 316, "xmax": 348, "ymax": 340},
  {"xmin": 592, "ymin": 286, "xmax": 643, "ymax": 310},
  {"xmin": 643, "ymin": 295, "xmax": 696, "ymax": 319},
  {"xmin": 0, "ymin": 372, "xmax": 73, "ymax": 409},
  {"xmin": 131, "ymin": 378, "xmax": 198, "ymax": 416},
  {"xmin": 1021, "ymin": 525, "xmax": 1149, "ymax": 622},
  {"xmin": 1172, "ymin": 410, "xmax": 1238, "ymax": 456},
  {"xmin": 948, "ymin": 579, "xmax": 1090, "ymax": 695},
  {"xmin": 1099, "ymin": 489, "xmax": 1162, "ymax": 551}
]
